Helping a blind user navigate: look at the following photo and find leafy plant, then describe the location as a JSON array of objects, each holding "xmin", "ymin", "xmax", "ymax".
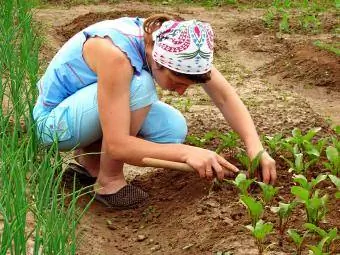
[
  {"xmin": 281, "ymin": 152, "xmax": 318, "ymax": 174},
  {"xmin": 293, "ymin": 174, "xmax": 327, "ymax": 193},
  {"xmin": 227, "ymin": 172, "xmax": 254, "ymax": 195},
  {"xmin": 271, "ymin": 201, "xmax": 297, "ymax": 246},
  {"xmin": 262, "ymin": 133, "xmax": 283, "ymax": 157},
  {"xmin": 324, "ymin": 146, "xmax": 339, "ymax": 176},
  {"xmin": 236, "ymin": 150, "xmax": 264, "ymax": 179},
  {"xmin": 287, "ymin": 229, "xmax": 308, "ymax": 255},
  {"xmin": 240, "ymin": 195, "xmax": 264, "ymax": 227},
  {"xmin": 285, "ymin": 127, "xmax": 321, "ymax": 153},
  {"xmin": 246, "ymin": 220, "xmax": 273, "ymax": 255},
  {"xmin": 186, "ymin": 131, "xmax": 216, "ymax": 147},
  {"xmin": 279, "ymin": 11, "xmax": 290, "ymax": 33},
  {"xmin": 291, "ymin": 186, "xmax": 328, "ymax": 225},
  {"xmin": 328, "ymin": 174, "xmax": 340, "ymax": 199},
  {"xmin": 258, "ymin": 182, "xmax": 278, "ymax": 204},
  {"xmin": 308, "ymin": 237, "xmax": 330, "ymax": 255},
  {"xmin": 215, "ymin": 131, "xmax": 239, "ymax": 154},
  {"xmin": 304, "ymin": 223, "xmax": 339, "ymax": 253}
]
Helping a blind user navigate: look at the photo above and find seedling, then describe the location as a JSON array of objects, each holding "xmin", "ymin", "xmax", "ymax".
[
  {"xmin": 287, "ymin": 229, "xmax": 309, "ymax": 255},
  {"xmin": 308, "ymin": 237, "xmax": 330, "ymax": 255},
  {"xmin": 227, "ymin": 172, "xmax": 254, "ymax": 195},
  {"xmin": 271, "ymin": 201, "xmax": 297, "ymax": 246},
  {"xmin": 246, "ymin": 219, "xmax": 273, "ymax": 255},
  {"xmin": 215, "ymin": 131, "xmax": 239, "ymax": 154},
  {"xmin": 257, "ymin": 182, "xmax": 278, "ymax": 204},
  {"xmin": 236, "ymin": 150, "xmax": 264, "ymax": 179},
  {"xmin": 328, "ymin": 175, "xmax": 340, "ymax": 199},
  {"xmin": 304, "ymin": 223, "xmax": 339, "ymax": 253},
  {"xmin": 240, "ymin": 195, "xmax": 264, "ymax": 227},
  {"xmin": 303, "ymin": 138, "xmax": 326, "ymax": 162},
  {"xmin": 186, "ymin": 131, "xmax": 216, "ymax": 148},
  {"xmin": 324, "ymin": 146, "xmax": 339, "ymax": 176},
  {"xmin": 281, "ymin": 152, "xmax": 318, "ymax": 174},
  {"xmin": 293, "ymin": 174, "xmax": 327, "ymax": 193},
  {"xmin": 262, "ymin": 133, "xmax": 283, "ymax": 157},
  {"xmin": 284, "ymin": 127, "xmax": 321, "ymax": 154},
  {"xmin": 291, "ymin": 186, "xmax": 328, "ymax": 225}
]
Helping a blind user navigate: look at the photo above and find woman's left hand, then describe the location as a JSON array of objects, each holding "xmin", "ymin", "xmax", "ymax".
[{"xmin": 258, "ymin": 151, "xmax": 277, "ymax": 185}]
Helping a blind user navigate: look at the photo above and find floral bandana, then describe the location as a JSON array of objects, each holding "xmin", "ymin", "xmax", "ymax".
[{"xmin": 152, "ymin": 20, "xmax": 214, "ymax": 75}]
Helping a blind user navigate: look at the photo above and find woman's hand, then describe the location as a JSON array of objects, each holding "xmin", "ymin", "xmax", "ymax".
[
  {"xmin": 258, "ymin": 151, "xmax": 277, "ymax": 185},
  {"xmin": 184, "ymin": 147, "xmax": 239, "ymax": 181}
]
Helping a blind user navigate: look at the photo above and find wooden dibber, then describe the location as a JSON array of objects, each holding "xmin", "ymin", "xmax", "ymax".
[{"xmin": 142, "ymin": 158, "xmax": 195, "ymax": 172}]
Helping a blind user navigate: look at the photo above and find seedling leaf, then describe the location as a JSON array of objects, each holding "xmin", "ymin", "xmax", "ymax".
[{"xmin": 291, "ymin": 186, "xmax": 309, "ymax": 201}]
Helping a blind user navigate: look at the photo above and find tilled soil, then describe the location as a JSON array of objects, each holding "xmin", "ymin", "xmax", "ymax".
[{"xmin": 34, "ymin": 2, "xmax": 340, "ymax": 254}]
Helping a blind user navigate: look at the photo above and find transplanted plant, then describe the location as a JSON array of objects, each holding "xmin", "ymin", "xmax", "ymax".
[
  {"xmin": 262, "ymin": 133, "xmax": 283, "ymax": 157},
  {"xmin": 271, "ymin": 201, "xmax": 297, "ymax": 246},
  {"xmin": 227, "ymin": 172, "xmax": 254, "ymax": 195},
  {"xmin": 291, "ymin": 185, "xmax": 328, "ymax": 225},
  {"xmin": 246, "ymin": 219, "xmax": 273, "ymax": 255},
  {"xmin": 287, "ymin": 229, "xmax": 309, "ymax": 255},
  {"xmin": 240, "ymin": 195, "xmax": 264, "ymax": 227},
  {"xmin": 186, "ymin": 130, "xmax": 216, "ymax": 148},
  {"xmin": 293, "ymin": 174, "xmax": 327, "ymax": 193},
  {"xmin": 283, "ymin": 127, "xmax": 321, "ymax": 154},
  {"xmin": 308, "ymin": 237, "xmax": 331, "ymax": 255},
  {"xmin": 236, "ymin": 149, "xmax": 264, "ymax": 179},
  {"xmin": 328, "ymin": 174, "xmax": 340, "ymax": 199},
  {"xmin": 257, "ymin": 182, "xmax": 278, "ymax": 204},
  {"xmin": 324, "ymin": 146, "xmax": 339, "ymax": 176},
  {"xmin": 215, "ymin": 131, "xmax": 239, "ymax": 154},
  {"xmin": 281, "ymin": 151, "xmax": 318, "ymax": 174},
  {"xmin": 304, "ymin": 223, "xmax": 339, "ymax": 253}
]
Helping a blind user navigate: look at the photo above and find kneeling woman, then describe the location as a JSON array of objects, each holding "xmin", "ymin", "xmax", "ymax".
[{"xmin": 33, "ymin": 14, "xmax": 276, "ymax": 209}]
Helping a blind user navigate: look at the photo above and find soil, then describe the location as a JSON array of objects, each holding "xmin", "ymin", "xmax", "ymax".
[{"xmin": 33, "ymin": 2, "xmax": 340, "ymax": 254}]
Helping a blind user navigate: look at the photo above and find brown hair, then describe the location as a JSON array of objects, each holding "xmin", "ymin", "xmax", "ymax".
[{"xmin": 143, "ymin": 14, "xmax": 211, "ymax": 84}]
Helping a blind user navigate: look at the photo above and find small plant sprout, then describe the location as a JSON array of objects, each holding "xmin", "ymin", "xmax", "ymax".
[
  {"xmin": 287, "ymin": 229, "xmax": 309, "ymax": 255},
  {"xmin": 237, "ymin": 149, "xmax": 264, "ymax": 179},
  {"xmin": 303, "ymin": 223, "xmax": 339, "ymax": 253},
  {"xmin": 257, "ymin": 182, "xmax": 278, "ymax": 204},
  {"xmin": 227, "ymin": 172, "xmax": 254, "ymax": 195},
  {"xmin": 271, "ymin": 201, "xmax": 297, "ymax": 246},
  {"xmin": 186, "ymin": 131, "xmax": 216, "ymax": 148},
  {"xmin": 307, "ymin": 237, "xmax": 331, "ymax": 255},
  {"xmin": 262, "ymin": 133, "xmax": 283, "ymax": 157},
  {"xmin": 284, "ymin": 127, "xmax": 321, "ymax": 155},
  {"xmin": 240, "ymin": 195, "xmax": 264, "ymax": 227},
  {"xmin": 328, "ymin": 174, "xmax": 340, "ymax": 199},
  {"xmin": 215, "ymin": 131, "xmax": 239, "ymax": 154},
  {"xmin": 324, "ymin": 146, "xmax": 339, "ymax": 176},
  {"xmin": 293, "ymin": 174, "xmax": 327, "ymax": 193},
  {"xmin": 246, "ymin": 220, "xmax": 273, "ymax": 255},
  {"xmin": 281, "ymin": 152, "xmax": 318, "ymax": 174},
  {"xmin": 291, "ymin": 186, "xmax": 328, "ymax": 225}
]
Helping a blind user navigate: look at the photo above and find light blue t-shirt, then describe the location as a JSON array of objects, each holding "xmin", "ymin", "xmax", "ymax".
[{"xmin": 36, "ymin": 17, "xmax": 147, "ymax": 109}]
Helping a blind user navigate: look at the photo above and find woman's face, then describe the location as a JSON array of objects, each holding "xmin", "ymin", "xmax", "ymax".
[{"xmin": 151, "ymin": 62, "xmax": 194, "ymax": 95}]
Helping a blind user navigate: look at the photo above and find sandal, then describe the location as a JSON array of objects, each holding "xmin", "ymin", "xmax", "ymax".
[
  {"xmin": 94, "ymin": 184, "xmax": 149, "ymax": 210},
  {"xmin": 65, "ymin": 163, "xmax": 97, "ymax": 186}
]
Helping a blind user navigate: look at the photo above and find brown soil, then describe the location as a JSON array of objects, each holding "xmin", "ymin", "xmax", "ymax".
[{"xmin": 34, "ymin": 2, "xmax": 340, "ymax": 254}]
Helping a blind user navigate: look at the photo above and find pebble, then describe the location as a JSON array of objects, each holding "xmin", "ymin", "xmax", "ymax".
[
  {"xmin": 150, "ymin": 244, "xmax": 161, "ymax": 252},
  {"xmin": 196, "ymin": 208, "xmax": 204, "ymax": 215},
  {"xmin": 137, "ymin": 235, "xmax": 147, "ymax": 242}
]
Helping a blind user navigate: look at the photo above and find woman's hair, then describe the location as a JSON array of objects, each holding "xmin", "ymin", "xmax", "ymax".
[{"xmin": 143, "ymin": 14, "xmax": 211, "ymax": 84}]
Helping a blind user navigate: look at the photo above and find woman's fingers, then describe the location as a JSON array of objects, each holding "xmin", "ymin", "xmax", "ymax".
[{"xmin": 217, "ymin": 155, "xmax": 239, "ymax": 173}]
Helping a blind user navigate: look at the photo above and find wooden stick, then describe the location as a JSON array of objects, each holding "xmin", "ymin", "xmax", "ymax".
[{"xmin": 142, "ymin": 157, "xmax": 194, "ymax": 172}]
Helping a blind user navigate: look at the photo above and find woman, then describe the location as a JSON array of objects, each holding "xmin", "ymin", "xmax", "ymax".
[{"xmin": 33, "ymin": 14, "xmax": 276, "ymax": 209}]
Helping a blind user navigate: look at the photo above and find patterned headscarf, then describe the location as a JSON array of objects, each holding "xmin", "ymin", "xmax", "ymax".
[{"xmin": 152, "ymin": 20, "xmax": 214, "ymax": 75}]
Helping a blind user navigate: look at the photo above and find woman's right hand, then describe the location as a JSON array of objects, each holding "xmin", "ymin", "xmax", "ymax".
[{"xmin": 184, "ymin": 146, "xmax": 239, "ymax": 180}]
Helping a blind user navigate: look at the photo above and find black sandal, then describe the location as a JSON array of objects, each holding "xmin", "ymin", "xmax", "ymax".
[
  {"xmin": 94, "ymin": 184, "xmax": 149, "ymax": 210},
  {"xmin": 65, "ymin": 163, "xmax": 97, "ymax": 186}
]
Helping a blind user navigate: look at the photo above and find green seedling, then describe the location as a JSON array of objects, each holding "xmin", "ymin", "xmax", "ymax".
[
  {"xmin": 303, "ymin": 138, "xmax": 326, "ymax": 162},
  {"xmin": 240, "ymin": 195, "xmax": 264, "ymax": 227},
  {"xmin": 227, "ymin": 172, "xmax": 254, "ymax": 195},
  {"xmin": 304, "ymin": 223, "xmax": 339, "ymax": 253},
  {"xmin": 246, "ymin": 219, "xmax": 273, "ymax": 255},
  {"xmin": 237, "ymin": 150, "xmax": 264, "ymax": 179},
  {"xmin": 271, "ymin": 201, "xmax": 297, "ymax": 246},
  {"xmin": 307, "ymin": 237, "xmax": 330, "ymax": 255},
  {"xmin": 279, "ymin": 11, "xmax": 290, "ymax": 33},
  {"xmin": 281, "ymin": 152, "xmax": 318, "ymax": 174},
  {"xmin": 215, "ymin": 131, "xmax": 239, "ymax": 154},
  {"xmin": 186, "ymin": 131, "xmax": 216, "ymax": 148},
  {"xmin": 291, "ymin": 186, "xmax": 328, "ymax": 225},
  {"xmin": 285, "ymin": 127, "xmax": 321, "ymax": 153},
  {"xmin": 287, "ymin": 229, "xmax": 309, "ymax": 255},
  {"xmin": 293, "ymin": 174, "xmax": 327, "ymax": 193},
  {"xmin": 330, "ymin": 136, "xmax": 340, "ymax": 152},
  {"xmin": 324, "ymin": 146, "xmax": 339, "ymax": 176},
  {"xmin": 257, "ymin": 182, "xmax": 278, "ymax": 204},
  {"xmin": 262, "ymin": 133, "xmax": 283, "ymax": 157},
  {"xmin": 328, "ymin": 174, "xmax": 340, "ymax": 199}
]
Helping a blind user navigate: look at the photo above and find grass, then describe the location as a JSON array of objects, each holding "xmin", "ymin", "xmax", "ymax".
[
  {"xmin": 0, "ymin": 0, "xmax": 91, "ymax": 254},
  {"xmin": 313, "ymin": 40, "xmax": 340, "ymax": 56}
]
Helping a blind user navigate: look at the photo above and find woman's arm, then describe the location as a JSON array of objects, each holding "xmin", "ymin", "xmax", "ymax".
[
  {"xmin": 203, "ymin": 66, "xmax": 277, "ymax": 184},
  {"xmin": 83, "ymin": 38, "xmax": 238, "ymax": 180}
]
